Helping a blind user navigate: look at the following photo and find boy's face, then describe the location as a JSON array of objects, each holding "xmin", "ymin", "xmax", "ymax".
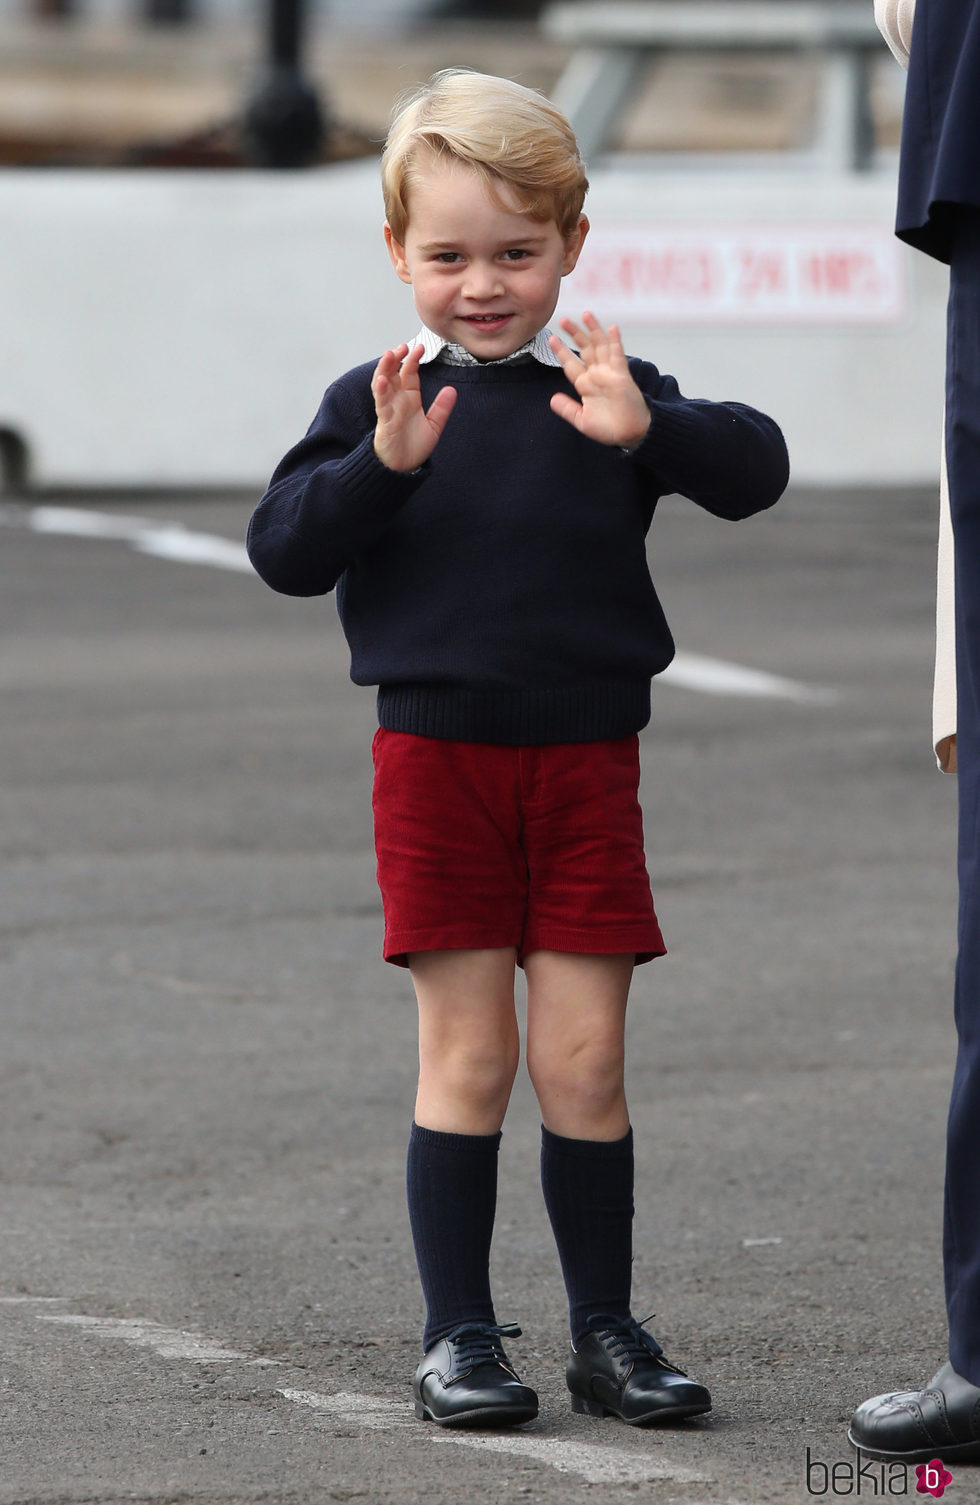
[{"xmin": 385, "ymin": 158, "xmax": 588, "ymax": 360}]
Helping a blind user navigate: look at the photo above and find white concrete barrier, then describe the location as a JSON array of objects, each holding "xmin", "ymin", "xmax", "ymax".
[{"xmin": 0, "ymin": 161, "xmax": 945, "ymax": 489}]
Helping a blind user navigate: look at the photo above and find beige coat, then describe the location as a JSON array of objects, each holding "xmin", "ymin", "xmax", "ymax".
[{"xmin": 875, "ymin": 0, "xmax": 957, "ymax": 772}]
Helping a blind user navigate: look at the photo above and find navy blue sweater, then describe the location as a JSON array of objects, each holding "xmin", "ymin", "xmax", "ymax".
[{"xmin": 247, "ymin": 356, "xmax": 789, "ymax": 744}]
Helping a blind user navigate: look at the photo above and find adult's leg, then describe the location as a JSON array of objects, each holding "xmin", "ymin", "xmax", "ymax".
[
  {"xmin": 944, "ymin": 206, "xmax": 980, "ymax": 1386},
  {"xmin": 848, "ymin": 209, "xmax": 980, "ymax": 1460},
  {"xmin": 407, "ymin": 948, "xmax": 519, "ymax": 1348}
]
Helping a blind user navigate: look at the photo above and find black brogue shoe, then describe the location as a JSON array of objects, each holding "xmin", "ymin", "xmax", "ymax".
[
  {"xmin": 848, "ymin": 1362, "xmax": 980, "ymax": 1463},
  {"xmin": 567, "ymin": 1313, "xmax": 712, "ymax": 1426},
  {"xmin": 413, "ymin": 1321, "xmax": 538, "ymax": 1428}
]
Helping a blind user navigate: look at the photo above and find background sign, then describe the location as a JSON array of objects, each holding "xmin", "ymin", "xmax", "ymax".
[{"xmin": 562, "ymin": 222, "xmax": 908, "ymax": 326}]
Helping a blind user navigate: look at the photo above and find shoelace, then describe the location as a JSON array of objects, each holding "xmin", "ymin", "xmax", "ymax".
[
  {"xmin": 585, "ymin": 1312, "xmax": 673, "ymax": 1367},
  {"xmin": 444, "ymin": 1321, "xmax": 522, "ymax": 1369}
]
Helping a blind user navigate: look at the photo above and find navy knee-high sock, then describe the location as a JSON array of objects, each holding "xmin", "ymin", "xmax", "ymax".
[
  {"xmin": 540, "ymin": 1124, "xmax": 634, "ymax": 1346},
  {"xmin": 406, "ymin": 1121, "xmax": 500, "ymax": 1350}
]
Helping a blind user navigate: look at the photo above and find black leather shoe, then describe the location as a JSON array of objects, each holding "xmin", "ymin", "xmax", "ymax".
[
  {"xmin": 413, "ymin": 1321, "xmax": 538, "ymax": 1428},
  {"xmin": 848, "ymin": 1362, "xmax": 980, "ymax": 1463},
  {"xmin": 566, "ymin": 1313, "xmax": 712, "ymax": 1426}
]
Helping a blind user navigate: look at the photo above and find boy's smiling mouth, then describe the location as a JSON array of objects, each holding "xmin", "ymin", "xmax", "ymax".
[{"xmin": 461, "ymin": 313, "xmax": 513, "ymax": 327}]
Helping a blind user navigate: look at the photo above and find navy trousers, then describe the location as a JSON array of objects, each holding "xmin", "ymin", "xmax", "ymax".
[{"xmin": 944, "ymin": 207, "xmax": 980, "ymax": 1385}]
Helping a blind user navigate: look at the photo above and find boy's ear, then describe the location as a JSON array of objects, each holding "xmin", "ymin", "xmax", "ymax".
[
  {"xmin": 561, "ymin": 215, "xmax": 589, "ymax": 276},
  {"xmin": 384, "ymin": 223, "xmax": 412, "ymax": 285}
]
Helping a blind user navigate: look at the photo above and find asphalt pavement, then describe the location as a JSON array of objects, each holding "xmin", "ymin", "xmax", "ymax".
[{"xmin": 0, "ymin": 482, "xmax": 968, "ymax": 1504}]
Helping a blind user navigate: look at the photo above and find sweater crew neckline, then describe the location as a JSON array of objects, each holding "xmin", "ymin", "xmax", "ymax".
[{"xmin": 420, "ymin": 361, "xmax": 566, "ymax": 382}]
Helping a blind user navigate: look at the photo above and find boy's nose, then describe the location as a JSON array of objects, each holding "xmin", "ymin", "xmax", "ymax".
[{"xmin": 462, "ymin": 263, "xmax": 504, "ymax": 300}]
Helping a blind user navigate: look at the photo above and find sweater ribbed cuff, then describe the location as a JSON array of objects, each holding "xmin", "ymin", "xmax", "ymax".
[
  {"xmin": 629, "ymin": 399, "xmax": 704, "ymax": 476},
  {"xmin": 331, "ymin": 433, "xmax": 431, "ymax": 507}
]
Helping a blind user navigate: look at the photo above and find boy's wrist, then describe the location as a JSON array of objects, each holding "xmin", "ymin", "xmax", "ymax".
[
  {"xmin": 373, "ymin": 437, "xmax": 422, "ymax": 474},
  {"xmin": 619, "ymin": 410, "xmax": 653, "ymax": 453}
]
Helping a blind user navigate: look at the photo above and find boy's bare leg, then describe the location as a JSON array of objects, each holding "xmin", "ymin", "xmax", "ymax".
[
  {"xmin": 410, "ymin": 947, "xmax": 520, "ymax": 1135},
  {"xmin": 524, "ymin": 950, "xmax": 633, "ymax": 1140},
  {"xmin": 405, "ymin": 946, "xmax": 538, "ymax": 1427},
  {"xmin": 526, "ymin": 950, "xmax": 635, "ymax": 1342},
  {"xmin": 525, "ymin": 949, "xmax": 710, "ymax": 1421}
]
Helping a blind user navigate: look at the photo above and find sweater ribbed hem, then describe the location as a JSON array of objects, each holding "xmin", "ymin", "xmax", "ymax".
[{"xmin": 377, "ymin": 680, "xmax": 652, "ymax": 745}]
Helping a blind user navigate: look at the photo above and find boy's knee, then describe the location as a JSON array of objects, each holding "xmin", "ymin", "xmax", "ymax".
[
  {"xmin": 424, "ymin": 1033, "xmax": 520, "ymax": 1108},
  {"xmin": 530, "ymin": 1027, "xmax": 624, "ymax": 1096}
]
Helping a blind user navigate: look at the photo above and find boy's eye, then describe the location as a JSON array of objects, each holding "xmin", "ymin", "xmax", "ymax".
[
  {"xmin": 502, "ymin": 249, "xmax": 530, "ymax": 261},
  {"xmin": 435, "ymin": 252, "xmax": 462, "ymax": 264}
]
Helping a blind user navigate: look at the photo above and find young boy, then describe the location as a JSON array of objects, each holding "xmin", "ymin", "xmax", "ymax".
[{"xmin": 248, "ymin": 68, "xmax": 789, "ymax": 1430}]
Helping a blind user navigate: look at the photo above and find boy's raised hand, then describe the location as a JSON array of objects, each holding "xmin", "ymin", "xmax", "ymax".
[
  {"xmin": 548, "ymin": 313, "xmax": 652, "ymax": 449},
  {"xmin": 372, "ymin": 343, "xmax": 457, "ymax": 472}
]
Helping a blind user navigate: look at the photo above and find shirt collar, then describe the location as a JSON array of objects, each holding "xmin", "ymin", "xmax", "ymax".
[{"xmin": 413, "ymin": 325, "xmax": 562, "ymax": 368}]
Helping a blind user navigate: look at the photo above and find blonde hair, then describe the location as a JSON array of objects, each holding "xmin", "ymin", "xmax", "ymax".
[{"xmin": 381, "ymin": 69, "xmax": 588, "ymax": 242}]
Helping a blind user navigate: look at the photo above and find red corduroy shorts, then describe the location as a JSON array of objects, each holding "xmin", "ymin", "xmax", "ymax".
[{"xmin": 371, "ymin": 728, "xmax": 666, "ymax": 968}]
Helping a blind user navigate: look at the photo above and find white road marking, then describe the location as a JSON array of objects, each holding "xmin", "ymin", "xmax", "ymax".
[
  {"xmin": 279, "ymin": 1388, "xmax": 415, "ymax": 1431},
  {"xmin": 37, "ymin": 1312, "xmax": 281, "ymax": 1366},
  {"xmin": 5, "ymin": 1301, "xmax": 711, "ymax": 1489},
  {"xmin": 0, "ymin": 1295, "xmax": 68, "ymax": 1303},
  {"xmin": 429, "ymin": 1429, "xmax": 712, "ymax": 1485},
  {"xmin": 661, "ymin": 651, "xmax": 837, "ymax": 704},
  {"xmin": 2, "ymin": 502, "xmax": 837, "ymax": 701},
  {"xmin": 133, "ymin": 525, "xmax": 253, "ymax": 573},
  {"xmin": 3, "ymin": 502, "xmax": 252, "ymax": 574},
  {"xmin": 278, "ymin": 1386, "xmax": 712, "ymax": 1486}
]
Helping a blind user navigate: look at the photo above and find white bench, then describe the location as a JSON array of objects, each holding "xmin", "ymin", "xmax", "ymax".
[{"xmin": 542, "ymin": 1, "xmax": 885, "ymax": 169}]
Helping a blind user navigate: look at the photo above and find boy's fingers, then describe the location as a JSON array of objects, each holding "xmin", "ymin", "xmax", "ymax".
[
  {"xmin": 549, "ymin": 332, "xmax": 582, "ymax": 373},
  {"xmin": 558, "ymin": 315, "xmax": 587, "ymax": 347},
  {"xmin": 371, "ymin": 370, "xmax": 393, "ymax": 418},
  {"xmin": 582, "ymin": 311, "xmax": 614, "ymax": 358},
  {"xmin": 606, "ymin": 322, "xmax": 629, "ymax": 364},
  {"xmin": 373, "ymin": 347, "xmax": 401, "ymax": 388},
  {"xmin": 564, "ymin": 311, "xmax": 604, "ymax": 338},
  {"xmin": 396, "ymin": 343, "xmax": 425, "ymax": 391},
  {"xmin": 582, "ymin": 310, "xmax": 612, "ymax": 340},
  {"xmin": 549, "ymin": 390, "xmax": 583, "ymax": 429},
  {"xmin": 561, "ymin": 314, "xmax": 614, "ymax": 368},
  {"xmin": 374, "ymin": 342, "xmax": 410, "ymax": 376},
  {"xmin": 425, "ymin": 384, "xmax": 457, "ymax": 436}
]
